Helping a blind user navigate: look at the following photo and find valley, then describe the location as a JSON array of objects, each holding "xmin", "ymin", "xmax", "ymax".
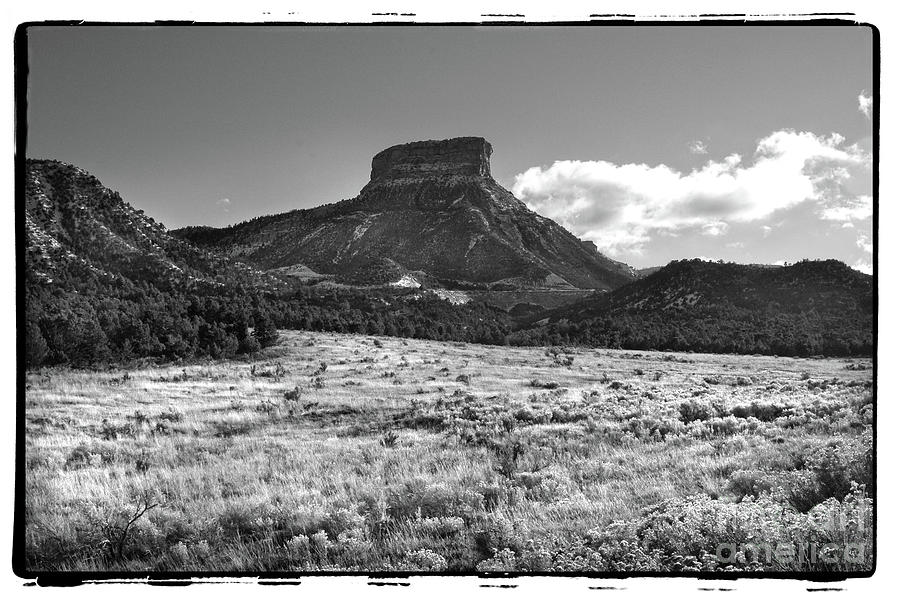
[{"xmin": 24, "ymin": 330, "xmax": 873, "ymax": 572}]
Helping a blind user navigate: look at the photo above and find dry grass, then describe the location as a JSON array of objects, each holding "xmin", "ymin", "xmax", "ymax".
[{"xmin": 24, "ymin": 331, "xmax": 873, "ymax": 573}]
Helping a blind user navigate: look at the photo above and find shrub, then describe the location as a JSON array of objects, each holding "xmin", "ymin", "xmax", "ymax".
[
  {"xmin": 707, "ymin": 415, "xmax": 748, "ymax": 436},
  {"xmin": 600, "ymin": 488, "xmax": 873, "ymax": 571},
  {"xmin": 65, "ymin": 444, "xmax": 100, "ymax": 469},
  {"xmin": 99, "ymin": 419, "xmax": 137, "ymax": 440},
  {"xmin": 387, "ymin": 480, "xmax": 482, "ymax": 521},
  {"xmin": 217, "ymin": 502, "xmax": 275, "ymax": 539},
  {"xmin": 731, "ymin": 401, "xmax": 789, "ymax": 422},
  {"xmin": 380, "ymin": 430, "xmax": 400, "ymax": 448},
  {"xmin": 309, "ymin": 530, "xmax": 333, "ymax": 562},
  {"xmin": 789, "ymin": 435, "xmax": 873, "ymax": 512},
  {"xmin": 256, "ymin": 399, "xmax": 278, "ymax": 413},
  {"xmin": 157, "ymin": 408, "xmax": 184, "ymax": 423},
  {"xmin": 679, "ymin": 399, "xmax": 713, "ymax": 423},
  {"xmin": 399, "ymin": 548, "xmax": 448, "ymax": 571},
  {"xmin": 529, "ymin": 379, "xmax": 559, "ymax": 389},
  {"xmin": 476, "ymin": 547, "xmax": 518, "ymax": 572},
  {"xmin": 726, "ymin": 469, "xmax": 778, "ymax": 500},
  {"xmin": 492, "ymin": 437, "xmax": 525, "ymax": 479},
  {"xmin": 412, "ymin": 516, "xmax": 466, "ymax": 538},
  {"xmin": 88, "ymin": 490, "xmax": 161, "ymax": 562},
  {"xmin": 284, "ymin": 535, "xmax": 311, "ymax": 563},
  {"xmin": 212, "ymin": 420, "xmax": 253, "ymax": 438},
  {"xmin": 626, "ymin": 415, "xmax": 685, "ymax": 441}
]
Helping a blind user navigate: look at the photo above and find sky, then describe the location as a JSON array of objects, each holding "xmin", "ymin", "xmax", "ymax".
[{"xmin": 26, "ymin": 25, "xmax": 874, "ymax": 270}]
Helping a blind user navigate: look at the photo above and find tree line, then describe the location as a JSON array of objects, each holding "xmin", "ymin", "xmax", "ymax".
[{"xmin": 24, "ymin": 260, "xmax": 873, "ymax": 369}]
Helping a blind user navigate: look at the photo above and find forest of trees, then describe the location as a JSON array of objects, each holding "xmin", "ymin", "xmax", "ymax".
[
  {"xmin": 24, "ymin": 256, "xmax": 874, "ymax": 369},
  {"xmin": 24, "ymin": 260, "xmax": 514, "ymax": 368},
  {"xmin": 507, "ymin": 307, "xmax": 873, "ymax": 357}
]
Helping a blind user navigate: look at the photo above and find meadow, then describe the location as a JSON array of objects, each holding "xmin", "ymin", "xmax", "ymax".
[{"xmin": 23, "ymin": 330, "xmax": 873, "ymax": 573}]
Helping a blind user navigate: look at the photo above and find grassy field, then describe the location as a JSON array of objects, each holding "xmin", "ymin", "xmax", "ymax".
[{"xmin": 23, "ymin": 330, "xmax": 873, "ymax": 573}]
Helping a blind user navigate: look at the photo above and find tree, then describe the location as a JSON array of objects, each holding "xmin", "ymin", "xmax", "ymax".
[
  {"xmin": 252, "ymin": 313, "xmax": 280, "ymax": 348},
  {"xmin": 24, "ymin": 322, "xmax": 48, "ymax": 368}
]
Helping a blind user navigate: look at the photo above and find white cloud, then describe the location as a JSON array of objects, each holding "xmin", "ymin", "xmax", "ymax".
[
  {"xmin": 513, "ymin": 129, "xmax": 872, "ymax": 255},
  {"xmin": 820, "ymin": 194, "xmax": 872, "ymax": 223},
  {"xmin": 858, "ymin": 91, "xmax": 873, "ymax": 119},
  {"xmin": 852, "ymin": 260, "xmax": 873, "ymax": 275},
  {"xmin": 856, "ymin": 234, "xmax": 873, "ymax": 254},
  {"xmin": 216, "ymin": 197, "xmax": 232, "ymax": 212},
  {"xmin": 724, "ymin": 153, "xmax": 742, "ymax": 168},
  {"xmin": 702, "ymin": 221, "xmax": 728, "ymax": 236},
  {"xmin": 688, "ymin": 140, "xmax": 708, "ymax": 155},
  {"xmin": 851, "ymin": 235, "xmax": 873, "ymax": 274}
]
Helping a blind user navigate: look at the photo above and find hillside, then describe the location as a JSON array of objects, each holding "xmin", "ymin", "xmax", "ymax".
[
  {"xmin": 511, "ymin": 259, "xmax": 874, "ymax": 356},
  {"xmin": 22, "ymin": 159, "xmax": 874, "ymax": 365},
  {"xmin": 23, "ymin": 159, "xmax": 294, "ymax": 367},
  {"xmin": 22, "ymin": 159, "xmax": 523, "ymax": 368},
  {"xmin": 24, "ymin": 159, "xmax": 283, "ymax": 291},
  {"xmin": 175, "ymin": 137, "xmax": 635, "ymax": 291}
]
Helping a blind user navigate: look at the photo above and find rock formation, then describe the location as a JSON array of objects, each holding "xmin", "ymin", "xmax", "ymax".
[{"xmin": 176, "ymin": 137, "xmax": 636, "ymax": 290}]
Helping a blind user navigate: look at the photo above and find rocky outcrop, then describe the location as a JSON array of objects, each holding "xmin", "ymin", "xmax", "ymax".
[
  {"xmin": 176, "ymin": 137, "xmax": 636, "ymax": 291},
  {"xmin": 369, "ymin": 137, "xmax": 492, "ymax": 181}
]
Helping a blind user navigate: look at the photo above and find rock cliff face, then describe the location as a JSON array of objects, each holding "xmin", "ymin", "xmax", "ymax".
[
  {"xmin": 369, "ymin": 137, "xmax": 492, "ymax": 181},
  {"xmin": 176, "ymin": 137, "xmax": 636, "ymax": 290}
]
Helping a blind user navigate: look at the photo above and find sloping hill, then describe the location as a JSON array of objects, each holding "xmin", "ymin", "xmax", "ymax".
[
  {"xmin": 25, "ymin": 159, "xmax": 283, "ymax": 291},
  {"xmin": 512, "ymin": 259, "xmax": 873, "ymax": 356},
  {"xmin": 175, "ymin": 137, "xmax": 635, "ymax": 291},
  {"xmin": 23, "ymin": 159, "xmax": 290, "ymax": 367}
]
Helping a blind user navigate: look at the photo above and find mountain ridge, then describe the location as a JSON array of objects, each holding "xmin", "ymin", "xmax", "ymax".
[
  {"xmin": 22, "ymin": 156, "xmax": 873, "ymax": 366},
  {"xmin": 511, "ymin": 258, "xmax": 873, "ymax": 355},
  {"xmin": 24, "ymin": 158, "xmax": 284, "ymax": 292},
  {"xmin": 173, "ymin": 137, "xmax": 636, "ymax": 291}
]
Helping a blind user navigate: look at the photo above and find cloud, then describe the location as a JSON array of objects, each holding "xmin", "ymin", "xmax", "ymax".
[
  {"xmin": 856, "ymin": 234, "xmax": 873, "ymax": 254},
  {"xmin": 702, "ymin": 221, "xmax": 728, "ymax": 236},
  {"xmin": 512, "ymin": 129, "xmax": 872, "ymax": 255},
  {"xmin": 216, "ymin": 197, "xmax": 232, "ymax": 212},
  {"xmin": 852, "ymin": 260, "xmax": 872, "ymax": 275},
  {"xmin": 858, "ymin": 91, "xmax": 873, "ymax": 119},
  {"xmin": 820, "ymin": 195, "xmax": 872, "ymax": 223},
  {"xmin": 851, "ymin": 235, "xmax": 873, "ymax": 274},
  {"xmin": 688, "ymin": 140, "xmax": 708, "ymax": 155}
]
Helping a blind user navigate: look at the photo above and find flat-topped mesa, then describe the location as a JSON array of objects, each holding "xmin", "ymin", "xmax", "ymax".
[{"xmin": 369, "ymin": 137, "xmax": 493, "ymax": 182}]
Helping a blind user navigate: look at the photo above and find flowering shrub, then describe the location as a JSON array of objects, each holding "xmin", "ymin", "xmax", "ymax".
[{"xmin": 398, "ymin": 548, "xmax": 448, "ymax": 571}]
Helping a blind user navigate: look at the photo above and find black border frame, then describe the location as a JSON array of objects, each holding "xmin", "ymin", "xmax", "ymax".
[{"xmin": 12, "ymin": 17, "xmax": 880, "ymax": 586}]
